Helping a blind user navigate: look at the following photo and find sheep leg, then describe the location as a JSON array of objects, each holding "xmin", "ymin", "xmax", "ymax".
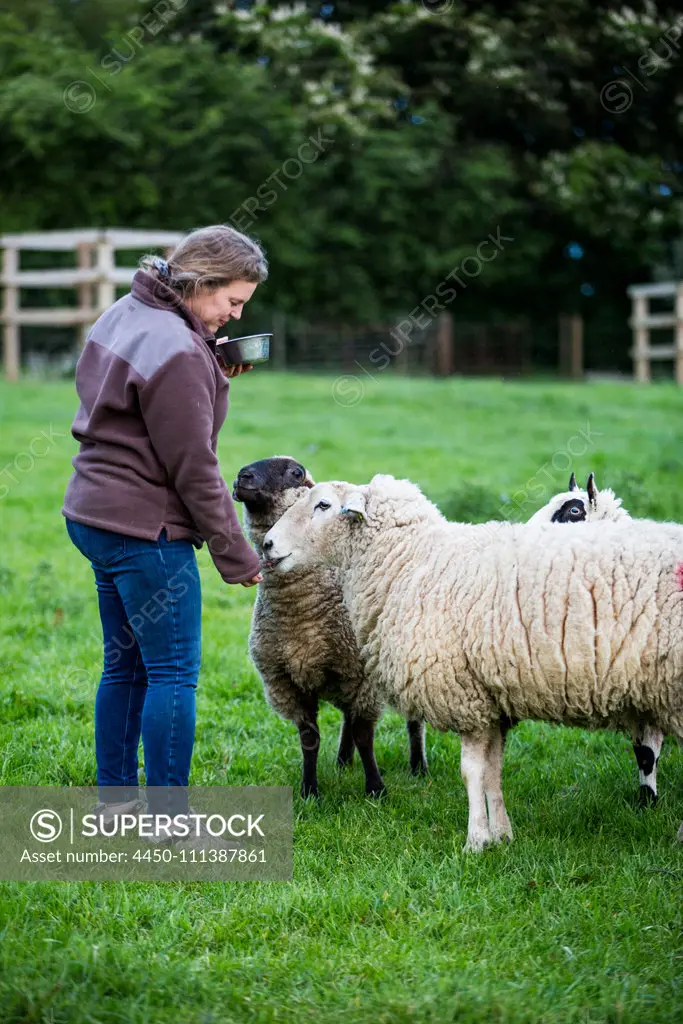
[
  {"xmin": 337, "ymin": 714, "xmax": 355, "ymax": 768},
  {"xmin": 632, "ymin": 725, "xmax": 664, "ymax": 806},
  {"xmin": 349, "ymin": 715, "xmax": 386, "ymax": 797},
  {"xmin": 484, "ymin": 726, "xmax": 513, "ymax": 844},
  {"xmin": 407, "ymin": 719, "xmax": 428, "ymax": 775},
  {"xmin": 297, "ymin": 696, "xmax": 321, "ymax": 799},
  {"xmin": 460, "ymin": 731, "xmax": 494, "ymax": 852}
]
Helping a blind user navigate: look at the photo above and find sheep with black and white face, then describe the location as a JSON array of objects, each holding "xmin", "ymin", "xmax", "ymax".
[
  {"xmin": 530, "ymin": 471, "xmax": 664, "ymax": 806},
  {"xmin": 528, "ymin": 471, "xmax": 628, "ymax": 526}
]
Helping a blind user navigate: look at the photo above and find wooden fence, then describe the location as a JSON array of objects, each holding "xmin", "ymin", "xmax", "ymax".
[
  {"xmin": 628, "ymin": 280, "xmax": 683, "ymax": 384},
  {"xmin": 1, "ymin": 228, "xmax": 589, "ymax": 380},
  {"xmin": 1, "ymin": 229, "xmax": 183, "ymax": 380}
]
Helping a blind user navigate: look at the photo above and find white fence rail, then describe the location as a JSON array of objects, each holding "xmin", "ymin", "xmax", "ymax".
[
  {"xmin": 1, "ymin": 229, "xmax": 183, "ymax": 380},
  {"xmin": 627, "ymin": 281, "xmax": 683, "ymax": 385}
]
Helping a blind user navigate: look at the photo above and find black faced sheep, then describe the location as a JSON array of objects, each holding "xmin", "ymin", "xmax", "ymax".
[{"xmin": 233, "ymin": 456, "xmax": 427, "ymax": 799}]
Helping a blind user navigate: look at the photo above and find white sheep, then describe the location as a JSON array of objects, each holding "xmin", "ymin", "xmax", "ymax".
[
  {"xmin": 262, "ymin": 474, "xmax": 683, "ymax": 850},
  {"xmin": 529, "ymin": 472, "xmax": 664, "ymax": 805},
  {"xmin": 232, "ymin": 456, "xmax": 427, "ymax": 799},
  {"xmin": 411, "ymin": 471, "xmax": 662, "ymax": 806}
]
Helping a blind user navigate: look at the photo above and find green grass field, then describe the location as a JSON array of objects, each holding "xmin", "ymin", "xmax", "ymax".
[{"xmin": 0, "ymin": 373, "xmax": 681, "ymax": 1024}]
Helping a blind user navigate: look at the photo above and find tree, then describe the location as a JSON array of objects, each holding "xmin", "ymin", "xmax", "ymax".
[{"xmin": 1, "ymin": 0, "xmax": 681, "ymax": 368}]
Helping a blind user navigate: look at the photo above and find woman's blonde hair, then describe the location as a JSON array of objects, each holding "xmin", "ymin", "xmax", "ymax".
[{"xmin": 141, "ymin": 224, "xmax": 268, "ymax": 298}]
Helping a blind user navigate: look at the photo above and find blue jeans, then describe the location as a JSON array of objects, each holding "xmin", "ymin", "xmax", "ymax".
[{"xmin": 65, "ymin": 518, "xmax": 202, "ymax": 814}]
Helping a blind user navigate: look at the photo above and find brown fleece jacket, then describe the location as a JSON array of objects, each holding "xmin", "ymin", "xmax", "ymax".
[{"xmin": 62, "ymin": 270, "xmax": 261, "ymax": 584}]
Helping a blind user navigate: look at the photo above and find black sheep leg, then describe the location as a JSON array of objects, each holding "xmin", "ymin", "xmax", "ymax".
[
  {"xmin": 297, "ymin": 696, "xmax": 321, "ymax": 798},
  {"xmin": 350, "ymin": 716, "xmax": 386, "ymax": 797},
  {"xmin": 632, "ymin": 725, "xmax": 663, "ymax": 807},
  {"xmin": 407, "ymin": 719, "xmax": 428, "ymax": 775},
  {"xmin": 337, "ymin": 714, "xmax": 355, "ymax": 768}
]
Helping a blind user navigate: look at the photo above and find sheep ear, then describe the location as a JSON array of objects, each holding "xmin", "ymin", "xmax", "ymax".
[
  {"xmin": 586, "ymin": 472, "xmax": 598, "ymax": 508},
  {"xmin": 341, "ymin": 490, "xmax": 366, "ymax": 523},
  {"xmin": 568, "ymin": 472, "xmax": 577, "ymax": 491}
]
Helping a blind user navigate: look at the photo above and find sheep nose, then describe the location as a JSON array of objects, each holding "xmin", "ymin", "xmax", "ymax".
[
  {"xmin": 238, "ymin": 468, "xmax": 255, "ymax": 483},
  {"xmin": 263, "ymin": 538, "xmax": 273, "ymax": 553}
]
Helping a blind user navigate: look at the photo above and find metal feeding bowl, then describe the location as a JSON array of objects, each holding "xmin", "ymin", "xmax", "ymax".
[{"xmin": 216, "ymin": 333, "xmax": 271, "ymax": 366}]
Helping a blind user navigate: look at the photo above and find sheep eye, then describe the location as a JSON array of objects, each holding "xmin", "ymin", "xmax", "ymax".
[
  {"xmin": 570, "ymin": 507, "xmax": 581, "ymax": 516},
  {"xmin": 314, "ymin": 500, "xmax": 331, "ymax": 512},
  {"xmin": 293, "ymin": 466, "xmax": 304, "ymax": 479}
]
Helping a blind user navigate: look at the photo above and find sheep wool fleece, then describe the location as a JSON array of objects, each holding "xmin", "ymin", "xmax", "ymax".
[{"xmin": 287, "ymin": 477, "xmax": 683, "ymax": 740}]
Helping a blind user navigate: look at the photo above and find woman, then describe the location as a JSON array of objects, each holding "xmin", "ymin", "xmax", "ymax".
[{"xmin": 63, "ymin": 224, "xmax": 265, "ymax": 823}]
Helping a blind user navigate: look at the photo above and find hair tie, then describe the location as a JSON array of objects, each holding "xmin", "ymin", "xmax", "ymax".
[{"xmin": 153, "ymin": 257, "xmax": 170, "ymax": 279}]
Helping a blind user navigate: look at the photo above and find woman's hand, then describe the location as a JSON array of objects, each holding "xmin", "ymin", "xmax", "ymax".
[
  {"xmin": 241, "ymin": 572, "xmax": 263, "ymax": 588},
  {"xmin": 219, "ymin": 362, "xmax": 254, "ymax": 380}
]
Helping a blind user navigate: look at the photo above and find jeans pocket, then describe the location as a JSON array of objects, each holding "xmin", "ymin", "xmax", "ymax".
[{"xmin": 66, "ymin": 518, "xmax": 126, "ymax": 567}]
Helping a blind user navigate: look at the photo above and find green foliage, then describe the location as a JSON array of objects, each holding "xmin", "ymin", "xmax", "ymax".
[{"xmin": 1, "ymin": 1, "xmax": 682, "ymax": 345}]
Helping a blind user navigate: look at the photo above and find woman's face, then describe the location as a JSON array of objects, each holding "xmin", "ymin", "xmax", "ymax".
[{"xmin": 186, "ymin": 279, "xmax": 258, "ymax": 334}]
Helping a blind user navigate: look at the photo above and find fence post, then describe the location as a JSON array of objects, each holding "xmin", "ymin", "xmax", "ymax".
[
  {"xmin": 559, "ymin": 313, "xmax": 583, "ymax": 379},
  {"xmin": 632, "ymin": 293, "xmax": 650, "ymax": 383},
  {"xmin": 95, "ymin": 237, "xmax": 115, "ymax": 314},
  {"xmin": 2, "ymin": 245, "xmax": 19, "ymax": 381},
  {"xmin": 676, "ymin": 284, "xmax": 683, "ymax": 387},
  {"xmin": 435, "ymin": 312, "xmax": 454, "ymax": 376},
  {"xmin": 77, "ymin": 242, "xmax": 94, "ymax": 347}
]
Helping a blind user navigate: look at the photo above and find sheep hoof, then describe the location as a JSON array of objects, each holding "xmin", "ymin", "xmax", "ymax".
[
  {"xmin": 463, "ymin": 831, "xmax": 492, "ymax": 853},
  {"xmin": 639, "ymin": 784, "xmax": 658, "ymax": 807},
  {"xmin": 366, "ymin": 784, "xmax": 387, "ymax": 799},
  {"xmin": 300, "ymin": 784, "xmax": 319, "ymax": 800},
  {"xmin": 490, "ymin": 822, "xmax": 514, "ymax": 844},
  {"xmin": 410, "ymin": 758, "xmax": 429, "ymax": 776},
  {"xmin": 337, "ymin": 752, "xmax": 354, "ymax": 770}
]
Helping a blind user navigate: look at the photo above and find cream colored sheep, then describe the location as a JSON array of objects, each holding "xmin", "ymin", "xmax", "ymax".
[
  {"xmin": 262, "ymin": 474, "xmax": 683, "ymax": 850},
  {"xmin": 405, "ymin": 471, "xmax": 663, "ymax": 806}
]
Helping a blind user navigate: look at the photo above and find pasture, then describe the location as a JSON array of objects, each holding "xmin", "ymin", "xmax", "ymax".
[{"xmin": 0, "ymin": 373, "xmax": 681, "ymax": 1024}]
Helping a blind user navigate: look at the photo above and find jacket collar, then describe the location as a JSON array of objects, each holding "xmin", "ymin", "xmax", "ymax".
[{"xmin": 131, "ymin": 270, "xmax": 217, "ymax": 350}]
